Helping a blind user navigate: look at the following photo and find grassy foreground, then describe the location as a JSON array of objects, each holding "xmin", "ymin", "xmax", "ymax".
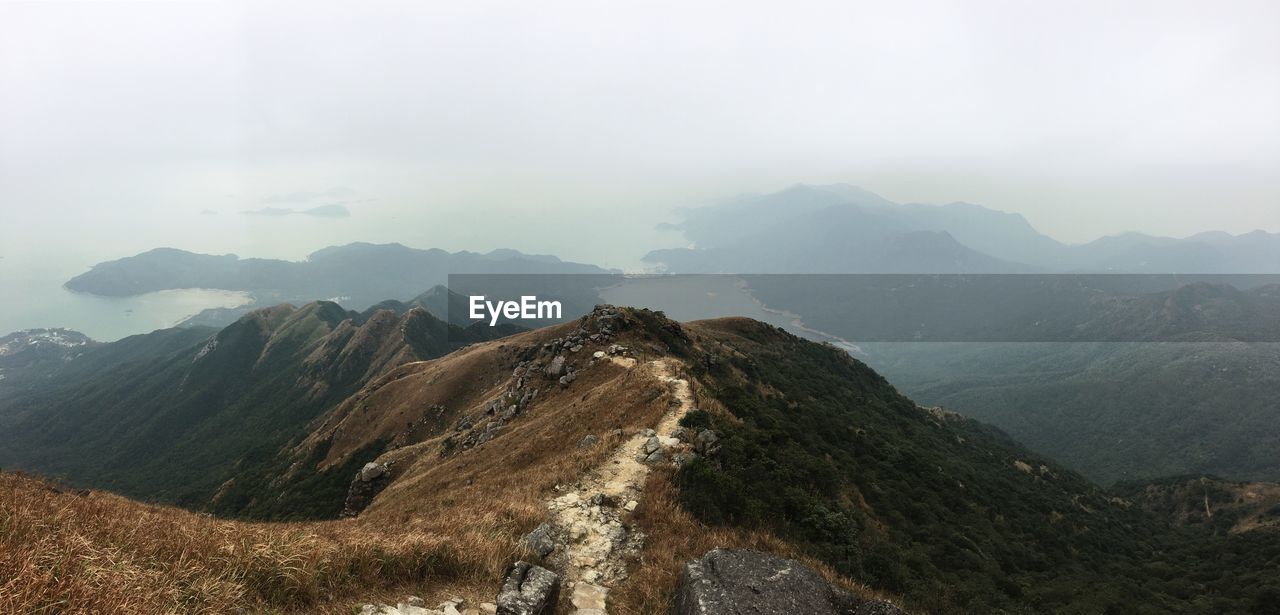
[{"xmin": 0, "ymin": 471, "xmax": 509, "ymax": 614}]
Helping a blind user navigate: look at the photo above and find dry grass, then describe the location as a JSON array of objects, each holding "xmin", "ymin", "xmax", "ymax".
[
  {"xmin": 355, "ymin": 352, "xmax": 676, "ymax": 610},
  {"xmin": 609, "ymin": 466, "xmax": 891, "ymax": 614},
  {"xmin": 0, "ymin": 471, "xmax": 479, "ymax": 614},
  {"xmin": 0, "ymin": 335, "xmax": 677, "ymax": 614},
  {"xmin": 1, "ymin": 316, "xmax": 893, "ymax": 614}
]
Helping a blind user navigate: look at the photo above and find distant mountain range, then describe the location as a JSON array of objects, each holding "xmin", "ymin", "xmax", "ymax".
[
  {"xmin": 744, "ymin": 276, "xmax": 1280, "ymax": 342},
  {"xmin": 645, "ymin": 184, "xmax": 1280, "ymax": 273},
  {"xmin": 65, "ymin": 242, "xmax": 614, "ymax": 304}
]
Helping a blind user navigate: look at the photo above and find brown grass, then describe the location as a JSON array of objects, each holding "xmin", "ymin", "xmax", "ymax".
[
  {"xmin": 0, "ymin": 334, "xmax": 677, "ymax": 614},
  {"xmin": 609, "ymin": 466, "xmax": 890, "ymax": 614},
  {"xmin": 0, "ymin": 471, "xmax": 487, "ymax": 614},
  {"xmin": 1, "ymin": 315, "xmax": 894, "ymax": 614}
]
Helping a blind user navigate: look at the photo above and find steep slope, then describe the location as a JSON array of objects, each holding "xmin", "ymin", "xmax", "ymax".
[
  {"xmin": 0, "ymin": 328, "xmax": 97, "ymax": 391},
  {"xmin": 252, "ymin": 306, "xmax": 893, "ymax": 614},
  {"xmin": 299, "ymin": 308, "xmax": 1280, "ymax": 613},
  {"xmin": 866, "ymin": 340, "xmax": 1280, "ymax": 483},
  {"xmin": 5, "ymin": 307, "xmax": 1280, "ymax": 613},
  {"xmin": 0, "ymin": 302, "xmax": 512, "ymax": 517},
  {"xmin": 1115, "ymin": 475, "xmax": 1280, "ymax": 534},
  {"xmin": 671, "ymin": 319, "xmax": 1280, "ymax": 613}
]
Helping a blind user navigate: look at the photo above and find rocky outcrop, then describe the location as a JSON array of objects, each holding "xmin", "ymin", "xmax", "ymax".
[
  {"xmin": 673, "ymin": 549, "xmax": 904, "ymax": 615},
  {"xmin": 522, "ymin": 522, "xmax": 557, "ymax": 558},
  {"xmin": 341, "ymin": 461, "xmax": 392, "ymax": 517},
  {"xmin": 496, "ymin": 561, "xmax": 559, "ymax": 615}
]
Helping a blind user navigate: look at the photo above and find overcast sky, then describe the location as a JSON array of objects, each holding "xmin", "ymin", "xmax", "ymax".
[{"xmin": 2, "ymin": 0, "xmax": 1278, "ymax": 270}]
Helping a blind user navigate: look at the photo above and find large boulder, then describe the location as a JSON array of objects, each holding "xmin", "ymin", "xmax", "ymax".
[
  {"xmin": 673, "ymin": 549, "xmax": 904, "ymax": 615},
  {"xmin": 496, "ymin": 561, "xmax": 559, "ymax": 615},
  {"xmin": 341, "ymin": 462, "xmax": 392, "ymax": 518},
  {"xmin": 359, "ymin": 462, "xmax": 387, "ymax": 482},
  {"xmin": 544, "ymin": 355, "xmax": 567, "ymax": 379},
  {"xmin": 521, "ymin": 522, "xmax": 556, "ymax": 558}
]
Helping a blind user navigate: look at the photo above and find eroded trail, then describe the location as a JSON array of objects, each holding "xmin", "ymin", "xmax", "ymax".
[{"xmin": 547, "ymin": 358, "xmax": 694, "ymax": 614}]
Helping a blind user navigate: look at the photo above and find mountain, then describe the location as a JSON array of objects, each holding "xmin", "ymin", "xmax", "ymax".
[
  {"xmin": 0, "ymin": 300, "xmax": 516, "ymax": 516},
  {"xmin": 5, "ymin": 306, "xmax": 1280, "ymax": 613},
  {"xmin": 0, "ymin": 328, "xmax": 97, "ymax": 391},
  {"xmin": 362, "ymin": 285, "xmax": 476, "ymax": 327},
  {"xmin": 1069, "ymin": 230, "xmax": 1280, "ymax": 273},
  {"xmin": 646, "ymin": 185, "xmax": 1032, "ymax": 273},
  {"xmin": 743, "ymin": 277, "xmax": 1280, "ymax": 343},
  {"xmin": 64, "ymin": 242, "xmax": 616, "ymax": 314},
  {"xmin": 729, "ymin": 275, "xmax": 1280, "ymax": 482},
  {"xmin": 863, "ymin": 340, "xmax": 1280, "ymax": 485},
  {"xmin": 645, "ymin": 184, "xmax": 1280, "ymax": 273}
]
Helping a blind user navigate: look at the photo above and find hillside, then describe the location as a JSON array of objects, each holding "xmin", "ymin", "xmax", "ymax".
[
  {"xmin": 0, "ymin": 301, "xmax": 515, "ymax": 517},
  {"xmin": 865, "ymin": 341, "xmax": 1280, "ymax": 483},
  {"xmin": 1115, "ymin": 475, "xmax": 1280, "ymax": 534},
  {"xmin": 744, "ymin": 277, "xmax": 1280, "ymax": 343},
  {"xmin": 5, "ymin": 306, "xmax": 1280, "ymax": 613},
  {"xmin": 0, "ymin": 328, "xmax": 97, "ymax": 391},
  {"xmin": 672, "ymin": 320, "xmax": 1280, "ymax": 612}
]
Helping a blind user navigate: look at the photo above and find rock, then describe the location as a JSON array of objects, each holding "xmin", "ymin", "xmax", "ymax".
[
  {"xmin": 577, "ymin": 434, "xmax": 599, "ymax": 449},
  {"xmin": 544, "ymin": 355, "xmax": 567, "ymax": 379},
  {"xmin": 342, "ymin": 462, "xmax": 392, "ymax": 517},
  {"xmin": 644, "ymin": 449, "xmax": 667, "ymax": 464},
  {"xmin": 696, "ymin": 429, "xmax": 720, "ymax": 454},
  {"xmin": 623, "ymin": 500, "xmax": 638, "ymax": 512},
  {"xmin": 641, "ymin": 428, "xmax": 656, "ymax": 437},
  {"xmin": 406, "ymin": 596, "xmax": 426, "ymax": 607},
  {"xmin": 496, "ymin": 561, "xmax": 559, "ymax": 615},
  {"xmin": 643, "ymin": 436, "xmax": 662, "ymax": 454},
  {"xmin": 522, "ymin": 522, "xmax": 556, "ymax": 558},
  {"xmin": 589, "ymin": 492, "xmax": 617, "ymax": 507},
  {"xmin": 672, "ymin": 452, "xmax": 698, "ymax": 466},
  {"xmin": 673, "ymin": 549, "xmax": 905, "ymax": 615},
  {"xmin": 592, "ymin": 351, "xmax": 606, "ymax": 359},
  {"xmin": 854, "ymin": 601, "xmax": 907, "ymax": 615},
  {"xmin": 571, "ymin": 583, "xmax": 609, "ymax": 611},
  {"xmin": 558, "ymin": 372, "xmax": 577, "ymax": 387},
  {"xmin": 359, "ymin": 462, "xmax": 387, "ymax": 482}
]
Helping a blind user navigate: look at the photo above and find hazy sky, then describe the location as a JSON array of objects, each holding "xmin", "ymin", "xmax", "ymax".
[{"xmin": 2, "ymin": 0, "xmax": 1278, "ymax": 271}]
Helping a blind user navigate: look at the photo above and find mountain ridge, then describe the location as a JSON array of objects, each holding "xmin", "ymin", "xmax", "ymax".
[{"xmin": 646, "ymin": 184, "xmax": 1280, "ymax": 274}]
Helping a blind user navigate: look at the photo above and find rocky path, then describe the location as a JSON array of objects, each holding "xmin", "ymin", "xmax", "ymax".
[{"xmin": 546, "ymin": 358, "xmax": 694, "ymax": 614}]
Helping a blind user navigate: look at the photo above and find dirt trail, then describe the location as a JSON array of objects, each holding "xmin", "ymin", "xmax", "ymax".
[{"xmin": 547, "ymin": 358, "xmax": 693, "ymax": 614}]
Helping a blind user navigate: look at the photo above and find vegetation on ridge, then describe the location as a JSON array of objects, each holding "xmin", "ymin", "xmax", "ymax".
[{"xmin": 676, "ymin": 318, "xmax": 1280, "ymax": 613}]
